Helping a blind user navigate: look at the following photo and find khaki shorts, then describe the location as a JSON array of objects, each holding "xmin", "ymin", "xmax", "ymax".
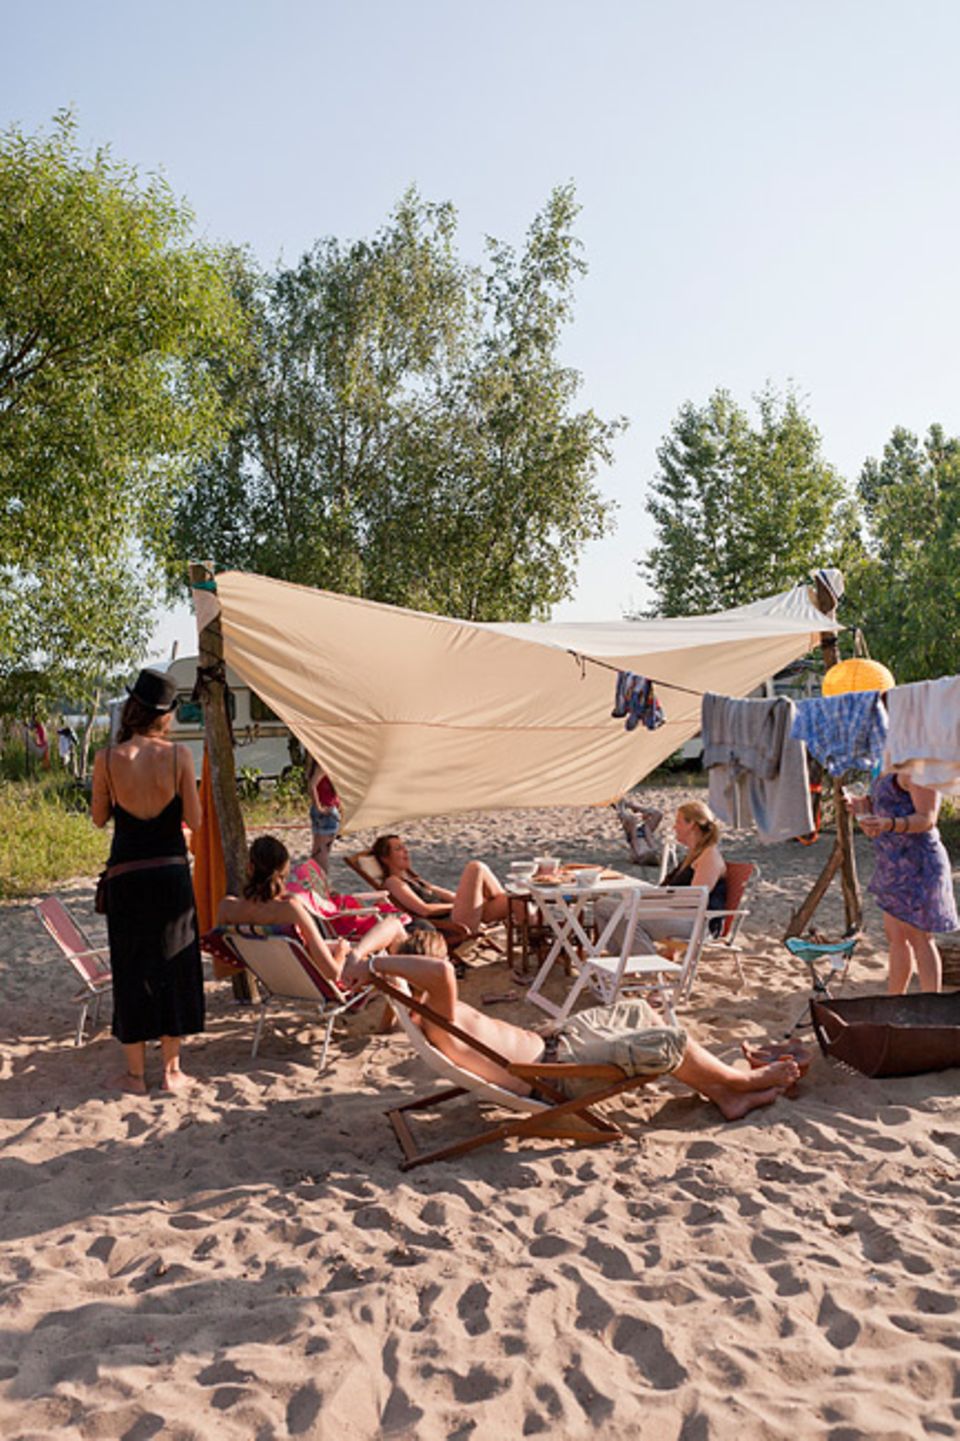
[{"xmin": 547, "ymin": 998, "xmax": 687, "ymax": 1100}]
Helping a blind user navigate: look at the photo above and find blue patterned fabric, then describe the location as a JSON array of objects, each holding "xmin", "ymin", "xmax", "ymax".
[
  {"xmin": 867, "ymin": 773, "xmax": 958, "ymax": 932},
  {"xmin": 612, "ymin": 672, "xmax": 665, "ymax": 732},
  {"xmin": 791, "ymin": 692, "xmax": 888, "ymax": 776}
]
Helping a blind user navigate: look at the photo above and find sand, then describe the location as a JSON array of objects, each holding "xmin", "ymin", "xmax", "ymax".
[{"xmin": 2, "ymin": 785, "xmax": 959, "ymax": 1440}]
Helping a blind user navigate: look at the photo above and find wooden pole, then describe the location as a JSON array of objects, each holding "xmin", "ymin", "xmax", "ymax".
[
  {"xmin": 188, "ymin": 561, "xmax": 247, "ymax": 896},
  {"xmin": 783, "ymin": 572, "xmax": 862, "ymax": 938}
]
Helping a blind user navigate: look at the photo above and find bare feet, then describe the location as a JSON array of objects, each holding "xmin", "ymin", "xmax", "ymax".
[
  {"xmin": 111, "ymin": 1072, "xmax": 148, "ymax": 1095},
  {"xmin": 160, "ymin": 1068, "xmax": 194, "ymax": 1093},
  {"xmin": 705, "ymin": 1058, "xmax": 800, "ymax": 1122},
  {"xmin": 712, "ymin": 1085, "xmax": 783, "ymax": 1121}
]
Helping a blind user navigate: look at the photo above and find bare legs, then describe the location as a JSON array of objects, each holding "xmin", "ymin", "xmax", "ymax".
[
  {"xmin": 351, "ymin": 916, "xmax": 406, "ymax": 960},
  {"xmin": 114, "ymin": 1042, "xmax": 148, "ymax": 1094},
  {"xmin": 672, "ymin": 1038, "xmax": 799, "ymax": 1121},
  {"xmin": 883, "ymin": 911, "xmax": 942, "ymax": 994},
  {"xmin": 615, "ymin": 800, "xmax": 663, "ymax": 866},
  {"xmin": 451, "ymin": 860, "xmax": 516, "ymax": 932},
  {"xmin": 112, "ymin": 1037, "xmax": 193, "ymax": 1093},
  {"xmin": 311, "ymin": 833, "xmax": 335, "ymax": 872}
]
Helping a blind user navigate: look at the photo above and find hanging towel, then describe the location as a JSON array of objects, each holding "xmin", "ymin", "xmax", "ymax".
[
  {"xmin": 702, "ymin": 693, "xmax": 812, "ymax": 843},
  {"xmin": 882, "ymin": 675, "xmax": 960, "ymax": 795},
  {"xmin": 791, "ymin": 691, "xmax": 889, "ymax": 776},
  {"xmin": 612, "ymin": 672, "xmax": 665, "ymax": 732}
]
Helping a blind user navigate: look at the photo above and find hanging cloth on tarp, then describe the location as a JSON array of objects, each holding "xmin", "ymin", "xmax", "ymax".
[
  {"xmin": 191, "ymin": 748, "xmax": 230, "ymax": 976},
  {"xmin": 702, "ymin": 693, "xmax": 812, "ymax": 843},
  {"xmin": 611, "ymin": 672, "xmax": 665, "ymax": 732},
  {"xmin": 791, "ymin": 691, "xmax": 889, "ymax": 777}
]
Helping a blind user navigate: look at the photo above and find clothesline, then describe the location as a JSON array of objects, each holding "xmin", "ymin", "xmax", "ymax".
[{"xmin": 566, "ymin": 649, "xmax": 706, "ymax": 697}]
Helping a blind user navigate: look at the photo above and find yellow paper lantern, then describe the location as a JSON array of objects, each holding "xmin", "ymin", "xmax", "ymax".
[{"xmin": 822, "ymin": 658, "xmax": 895, "ymax": 696}]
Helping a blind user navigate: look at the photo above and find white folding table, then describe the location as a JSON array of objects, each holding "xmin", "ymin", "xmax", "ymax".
[{"xmin": 524, "ymin": 875, "xmax": 648, "ymax": 1017}]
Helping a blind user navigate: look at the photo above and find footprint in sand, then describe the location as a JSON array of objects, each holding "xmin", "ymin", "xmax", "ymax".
[
  {"xmin": 120, "ymin": 1415, "xmax": 165, "ymax": 1441},
  {"xmin": 582, "ymin": 1236, "xmax": 637, "ymax": 1280},
  {"xmin": 86, "ymin": 1234, "xmax": 116, "ymax": 1263},
  {"xmin": 612, "ymin": 1316, "xmax": 688, "ymax": 1389},
  {"xmin": 816, "ymin": 1291, "xmax": 861, "ymax": 1349},
  {"xmin": 769, "ymin": 1262, "xmax": 808, "ymax": 1297},
  {"xmin": 286, "ymin": 1382, "xmax": 322, "ymax": 1435},
  {"xmin": 563, "ymin": 1360, "xmax": 615, "ymax": 1423},
  {"xmin": 529, "ymin": 1234, "xmax": 570, "ymax": 1259},
  {"xmin": 457, "ymin": 1281, "xmax": 491, "ymax": 1336}
]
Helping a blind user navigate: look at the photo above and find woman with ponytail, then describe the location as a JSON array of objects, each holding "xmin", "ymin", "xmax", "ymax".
[
  {"xmin": 595, "ymin": 799, "xmax": 727, "ymax": 952},
  {"xmin": 663, "ymin": 800, "xmax": 727, "ymax": 929},
  {"xmin": 217, "ymin": 836, "xmax": 405, "ymax": 985}
]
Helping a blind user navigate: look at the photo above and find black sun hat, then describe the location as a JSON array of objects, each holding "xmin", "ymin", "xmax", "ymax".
[{"xmin": 126, "ymin": 667, "xmax": 178, "ymax": 713}]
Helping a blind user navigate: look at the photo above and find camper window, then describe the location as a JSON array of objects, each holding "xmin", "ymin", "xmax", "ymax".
[
  {"xmin": 176, "ymin": 693, "xmax": 236, "ymax": 727},
  {"xmin": 250, "ymin": 694, "xmax": 280, "ymax": 723}
]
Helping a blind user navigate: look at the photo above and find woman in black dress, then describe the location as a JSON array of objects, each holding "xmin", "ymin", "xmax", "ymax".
[{"xmin": 91, "ymin": 668, "xmax": 204, "ymax": 1093}]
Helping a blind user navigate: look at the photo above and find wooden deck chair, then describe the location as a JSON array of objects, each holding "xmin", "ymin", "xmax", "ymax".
[
  {"xmin": 698, "ymin": 861, "xmax": 759, "ymax": 987},
  {"xmin": 211, "ymin": 925, "xmax": 372, "ymax": 1066},
  {"xmin": 34, "ymin": 896, "xmax": 113, "ymax": 1045},
  {"xmin": 343, "ymin": 848, "xmax": 506, "ymax": 963},
  {"xmin": 538, "ymin": 885, "xmax": 711, "ymax": 1027},
  {"xmin": 370, "ymin": 972, "xmax": 655, "ymax": 1170}
]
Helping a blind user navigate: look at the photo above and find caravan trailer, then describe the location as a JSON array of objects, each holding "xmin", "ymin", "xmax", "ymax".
[{"xmin": 164, "ymin": 656, "xmax": 296, "ymax": 779}]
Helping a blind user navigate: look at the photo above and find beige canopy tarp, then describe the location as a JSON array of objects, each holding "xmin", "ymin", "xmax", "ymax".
[{"xmin": 192, "ymin": 571, "xmax": 839, "ymax": 832}]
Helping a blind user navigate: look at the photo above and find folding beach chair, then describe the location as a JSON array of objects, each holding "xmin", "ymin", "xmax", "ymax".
[
  {"xmin": 344, "ymin": 848, "xmax": 506, "ymax": 963},
  {"xmin": 370, "ymin": 973, "xmax": 655, "ymax": 1170},
  {"xmin": 209, "ymin": 925, "xmax": 372, "ymax": 1066},
  {"xmin": 34, "ymin": 896, "xmax": 113, "ymax": 1045}
]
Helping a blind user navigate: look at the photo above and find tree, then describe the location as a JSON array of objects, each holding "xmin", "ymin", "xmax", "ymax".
[
  {"xmin": 4, "ymin": 543, "xmax": 155, "ymax": 777},
  {"xmin": 844, "ymin": 424, "xmax": 960, "ymax": 682},
  {"xmin": 0, "ymin": 112, "xmax": 247, "ymax": 697},
  {"xmin": 167, "ymin": 185, "xmax": 620, "ymax": 621},
  {"xmin": 642, "ymin": 387, "xmax": 854, "ymax": 616}
]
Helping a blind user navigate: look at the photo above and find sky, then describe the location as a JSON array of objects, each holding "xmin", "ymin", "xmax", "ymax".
[{"xmin": 5, "ymin": 0, "xmax": 960, "ymax": 661}]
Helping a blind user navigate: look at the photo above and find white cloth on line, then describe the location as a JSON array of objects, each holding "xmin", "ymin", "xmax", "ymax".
[{"xmin": 882, "ymin": 676, "xmax": 960, "ymax": 796}]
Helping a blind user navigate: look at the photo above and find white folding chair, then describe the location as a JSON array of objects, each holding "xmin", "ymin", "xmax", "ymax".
[{"xmin": 533, "ymin": 886, "xmax": 710, "ymax": 1027}]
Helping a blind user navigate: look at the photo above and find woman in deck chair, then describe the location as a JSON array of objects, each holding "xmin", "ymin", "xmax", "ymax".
[
  {"xmin": 372, "ymin": 835, "xmax": 523, "ymax": 933},
  {"xmin": 343, "ymin": 932, "xmax": 799, "ymax": 1118},
  {"xmin": 218, "ymin": 837, "xmax": 406, "ymax": 984}
]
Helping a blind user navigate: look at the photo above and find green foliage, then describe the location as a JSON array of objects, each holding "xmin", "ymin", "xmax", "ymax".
[
  {"xmin": 235, "ymin": 764, "xmax": 263, "ymax": 801},
  {"xmin": 166, "ymin": 185, "xmax": 620, "ymax": 621},
  {"xmin": 843, "ymin": 425, "xmax": 960, "ymax": 683},
  {"xmin": 0, "ymin": 778, "xmax": 108, "ymax": 899},
  {"xmin": 642, "ymin": 387, "xmax": 854, "ymax": 616},
  {"xmin": 0, "ymin": 112, "xmax": 248, "ymax": 714}
]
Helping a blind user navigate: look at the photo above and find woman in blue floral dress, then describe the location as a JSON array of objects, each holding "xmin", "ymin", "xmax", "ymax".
[{"xmin": 848, "ymin": 772, "xmax": 958, "ymax": 993}]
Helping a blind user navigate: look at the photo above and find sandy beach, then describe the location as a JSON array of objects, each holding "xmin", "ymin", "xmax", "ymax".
[{"xmin": 3, "ymin": 785, "xmax": 959, "ymax": 1440}]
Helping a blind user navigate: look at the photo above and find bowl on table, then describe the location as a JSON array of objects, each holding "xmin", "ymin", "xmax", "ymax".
[
  {"xmin": 509, "ymin": 860, "xmax": 538, "ymax": 884},
  {"xmin": 574, "ymin": 866, "xmax": 603, "ymax": 889},
  {"xmin": 534, "ymin": 856, "xmax": 561, "ymax": 878}
]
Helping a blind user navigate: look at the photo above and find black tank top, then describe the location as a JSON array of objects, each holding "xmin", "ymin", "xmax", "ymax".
[
  {"xmin": 663, "ymin": 859, "xmax": 727, "ymax": 932},
  {"xmin": 106, "ymin": 746, "xmax": 188, "ymax": 865}
]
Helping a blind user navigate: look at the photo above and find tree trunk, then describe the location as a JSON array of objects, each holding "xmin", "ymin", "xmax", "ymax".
[
  {"xmin": 188, "ymin": 561, "xmax": 247, "ymax": 894},
  {"xmin": 78, "ymin": 687, "xmax": 100, "ymax": 783}
]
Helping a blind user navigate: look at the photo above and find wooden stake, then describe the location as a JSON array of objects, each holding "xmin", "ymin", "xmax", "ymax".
[
  {"xmin": 188, "ymin": 562, "xmax": 253, "ymax": 1002},
  {"xmin": 783, "ymin": 572, "xmax": 862, "ymax": 938}
]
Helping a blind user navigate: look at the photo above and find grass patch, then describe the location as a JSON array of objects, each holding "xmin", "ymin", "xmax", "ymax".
[{"xmin": 0, "ymin": 778, "xmax": 108, "ymax": 900}]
